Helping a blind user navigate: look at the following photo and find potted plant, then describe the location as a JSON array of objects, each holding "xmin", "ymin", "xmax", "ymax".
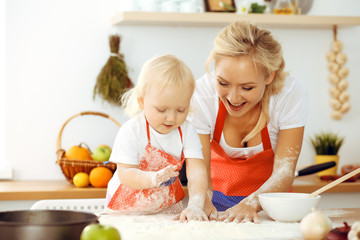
[{"xmin": 310, "ymin": 131, "xmax": 344, "ymax": 176}]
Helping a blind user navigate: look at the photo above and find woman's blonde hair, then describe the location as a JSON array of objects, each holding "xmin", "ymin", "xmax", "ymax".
[
  {"xmin": 206, "ymin": 21, "xmax": 287, "ymax": 144},
  {"xmin": 121, "ymin": 54, "xmax": 195, "ymax": 116}
]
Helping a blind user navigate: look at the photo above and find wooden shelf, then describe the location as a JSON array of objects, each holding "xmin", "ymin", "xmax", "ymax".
[
  {"xmin": 1, "ymin": 177, "xmax": 359, "ymax": 201},
  {"xmin": 111, "ymin": 12, "xmax": 360, "ymax": 29}
]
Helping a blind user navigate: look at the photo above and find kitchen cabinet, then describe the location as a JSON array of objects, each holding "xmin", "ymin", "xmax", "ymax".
[{"xmin": 111, "ymin": 12, "xmax": 360, "ymax": 29}]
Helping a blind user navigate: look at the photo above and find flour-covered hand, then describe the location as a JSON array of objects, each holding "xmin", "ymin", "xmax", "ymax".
[
  {"xmin": 179, "ymin": 206, "xmax": 208, "ymax": 222},
  {"xmin": 151, "ymin": 165, "xmax": 179, "ymax": 187},
  {"xmin": 219, "ymin": 200, "xmax": 260, "ymax": 224},
  {"xmin": 204, "ymin": 194, "xmax": 218, "ymax": 221}
]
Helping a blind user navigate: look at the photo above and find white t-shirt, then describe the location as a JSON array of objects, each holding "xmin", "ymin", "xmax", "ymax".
[
  {"xmin": 187, "ymin": 73, "xmax": 309, "ymax": 159},
  {"xmin": 106, "ymin": 112, "xmax": 204, "ymax": 202}
]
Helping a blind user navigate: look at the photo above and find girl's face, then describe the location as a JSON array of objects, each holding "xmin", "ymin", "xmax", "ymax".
[
  {"xmin": 138, "ymin": 83, "xmax": 192, "ymax": 134},
  {"xmin": 215, "ymin": 56, "xmax": 274, "ymax": 118}
]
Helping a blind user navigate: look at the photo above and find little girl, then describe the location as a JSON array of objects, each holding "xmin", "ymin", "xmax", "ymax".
[{"xmin": 106, "ymin": 55, "xmax": 208, "ymax": 221}]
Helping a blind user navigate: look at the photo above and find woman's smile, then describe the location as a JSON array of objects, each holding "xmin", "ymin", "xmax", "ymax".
[{"xmin": 227, "ymin": 99, "xmax": 246, "ymax": 111}]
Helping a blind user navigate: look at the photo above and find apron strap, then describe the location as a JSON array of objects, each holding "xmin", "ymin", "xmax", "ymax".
[
  {"xmin": 146, "ymin": 119, "xmax": 151, "ymax": 144},
  {"xmin": 146, "ymin": 119, "xmax": 183, "ymax": 144},
  {"xmin": 213, "ymin": 101, "xmax": 272, "ymax": 149},
  {"xmin": 261, "ymin": 125, "xmax": 272, "ymax": 150},
  {"xmin": 213, "ymin": 101, "xmax": 227, "ymax": 143}
]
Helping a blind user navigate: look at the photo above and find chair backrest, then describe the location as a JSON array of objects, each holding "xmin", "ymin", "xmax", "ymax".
[{"xmin": 30, "ymin": 198, "xmax": 106, "ymax": 215}]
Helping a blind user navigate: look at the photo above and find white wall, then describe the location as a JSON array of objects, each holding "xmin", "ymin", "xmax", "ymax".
[{"xmin": 3, "ymin": 0, "xmax": 360, "ymax": 180}]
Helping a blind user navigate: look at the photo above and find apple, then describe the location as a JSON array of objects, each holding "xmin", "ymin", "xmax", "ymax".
[
  {"xmin": 92, "ymin": 145, "xmax": 111, "ymax": 162},
  {"xmin": 80, "ymin": 223, "xmax": 121, "ymax": 240}
]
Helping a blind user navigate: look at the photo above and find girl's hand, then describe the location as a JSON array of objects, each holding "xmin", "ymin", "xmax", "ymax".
[
  {"xmin": 218, "ymin": 200, "xmax": 260, "ymax": 224},
  {"xmin": 151, "ymin": 165, "xmax": 179, "ymax": 187},
  {"xmin": 179, "ymin": 206, "xmax": 208, "ymax": 222}
]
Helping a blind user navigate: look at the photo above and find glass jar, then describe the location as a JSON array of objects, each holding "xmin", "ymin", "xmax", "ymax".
[{"xmin": 273, "ymin": 0, "xmax": 294, "ymax": 15}]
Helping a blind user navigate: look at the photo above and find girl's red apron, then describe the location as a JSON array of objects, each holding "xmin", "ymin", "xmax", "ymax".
[
  {"xmin": 211, "ymin": 101, "xmax": 275, "ymax": 211},
  {"xmin": 107, "ymin": 121, "xmax": 185, "ymax": 213}
]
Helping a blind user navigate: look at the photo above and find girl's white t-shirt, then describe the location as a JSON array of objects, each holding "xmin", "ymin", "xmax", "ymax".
[
  {"xmin": 106, "ymin": 112, "xmax": 204, "ymax": 202},
  {"xmin": 187, "ymin": 73, "xmax": 309, "ymax": 159}
]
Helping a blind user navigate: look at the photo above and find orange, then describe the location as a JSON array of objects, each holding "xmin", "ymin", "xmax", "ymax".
[
  {"xmin": 89, "ymin": 167, "xmax": 113, "ymax": 188},
  {"xmin": 65, "ymin": 142, "xmax": 92, "ymax": 160}
]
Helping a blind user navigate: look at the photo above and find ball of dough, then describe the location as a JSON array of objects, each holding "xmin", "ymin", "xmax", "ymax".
[
  {"xmin": 328, "ymin": 74, "xmax": 340, "ymax": 85},
  {"xmin": 326, "ymin": 51, "xmax": 336, "ymax": 62},
  {"xmin": 337, "ymin": 79, "xmax": 349, "ymax": 91},
  {"xmin": 338, "ymin": 92, "xmax": 350, "ymax": 103},
  {"xmin": 328, "ymin": 62, "xmax": 340, "ymax": 73},
  {"xmin": 336, "ymin": 52, "xmax": 347, "ymax": 65},
  {"xmin": 332, "ymin": 40, "xmax": 343, "ymax": 52},
  {"xmin": 329, "ymin": 87, "xmax": 340, "ymax": 98},
  {"xmin": 331, "ymin": 110, "xmax": 342, "ymax": 120},
  {"xmin": 340, "ymin": 102, "xmax": 351, "ymax": 113},
  {"xmin": 330, "ymin": 99, "xmax": 342, "ymax": 110},
  {"xmin": 337, "ymin": 67, "xmax": 349, "ymax": 78}
]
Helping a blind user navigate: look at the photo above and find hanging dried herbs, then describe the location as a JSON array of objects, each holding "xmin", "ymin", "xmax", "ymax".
[{"xmin": 93, "ymin": 35, "xmax": 133, "ymax": 106}]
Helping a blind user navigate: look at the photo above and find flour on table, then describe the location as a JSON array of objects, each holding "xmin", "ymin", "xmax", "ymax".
[{"xmin": 99, "ymin": 211, "xmax": 303, "ymax": 240}]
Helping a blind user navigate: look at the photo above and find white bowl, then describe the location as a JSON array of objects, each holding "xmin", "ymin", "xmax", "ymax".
[{"xmin": 258, "ymin": 192, "xmax": 321, "ymax": 222}]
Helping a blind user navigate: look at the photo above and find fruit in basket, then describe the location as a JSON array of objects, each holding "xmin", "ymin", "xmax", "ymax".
[
  {"xmin": 73, "ymin": 172, "xmax": 90, "ymax": 188},
  {"xmin": 65, "ymin": 142, "xmax": 93, "ymax": 160},
  {"xmin": 89, "ymin": 167, "xmax": 113, "ymax": 188},
  {"xmin": 92, "ymin": 145, "xmax": 112, "ymax": 162},
  {"xmin": 80, "ymin": 223, "xmax": 121, "ymax": 240}
]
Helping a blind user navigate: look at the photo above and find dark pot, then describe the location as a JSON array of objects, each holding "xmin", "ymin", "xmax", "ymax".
[{"xmin": 0, "ymin": 210, "xmax": 98, "ymax": 240}]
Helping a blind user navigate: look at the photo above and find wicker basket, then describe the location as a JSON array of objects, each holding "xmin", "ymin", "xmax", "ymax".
[{"xmin": 56, "ymin": 111, "xmax": 121, "ymax": 183}]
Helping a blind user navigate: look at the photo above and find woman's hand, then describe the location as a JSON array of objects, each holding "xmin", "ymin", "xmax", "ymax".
[
  {"xmin": 218, "ymin": 200, "xmax": 260, "ymax": 224},
  {"xmin": 204, "ymin": 192, "xmax": 218, "ymax": 220}
]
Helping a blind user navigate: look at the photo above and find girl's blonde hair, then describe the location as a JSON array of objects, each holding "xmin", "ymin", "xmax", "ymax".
[
  {"xmin": 206, "ymin": 21, "xmax": 287, "ymax": 144},
  {"xmin": 121, "ymin": 54, "xmax": 195, "ymax": 116}
]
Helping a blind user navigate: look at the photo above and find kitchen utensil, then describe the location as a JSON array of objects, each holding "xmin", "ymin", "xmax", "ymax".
[
  {"xmin": 0, "ymin": 210, "xmax": 98, "ymax": 240},
  {"xmin": 308, "ymin": 167, "xmax": 360, "ymax": 198},
  {"xmin": 258, "ymin": 193, "xmax": 321, "ymax": 222},
  {"xmin": 295, "ymin": 161, "xmax": 336, "ymax": 177}
]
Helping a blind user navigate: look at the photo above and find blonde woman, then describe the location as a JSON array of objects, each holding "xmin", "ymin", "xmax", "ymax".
[
  {"xmin": 106, "ymin": 55, "xmax": 208, "ymax": 222},
  {"xmin": 187, "ymin": 22, "xmax": 309, "ymax": 223}
]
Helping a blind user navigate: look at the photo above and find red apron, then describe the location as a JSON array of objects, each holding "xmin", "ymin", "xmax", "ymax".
[
  {"xmin": 211, "ymin": 101, "xmax": 275, "ymax": 211},
  {"xmin": 107, "ymin": 121, "xmax": 185, "ymax": 213}
]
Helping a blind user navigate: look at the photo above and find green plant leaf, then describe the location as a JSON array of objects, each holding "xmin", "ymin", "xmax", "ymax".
[{"xmin": 309, "ymin": 131, "xmax": 344, "ymax": 155}]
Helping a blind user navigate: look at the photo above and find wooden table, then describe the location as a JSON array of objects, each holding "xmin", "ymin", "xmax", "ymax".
[{"xmin": 98, "ymin": 208, "xmax": 360, "ymax": 240}]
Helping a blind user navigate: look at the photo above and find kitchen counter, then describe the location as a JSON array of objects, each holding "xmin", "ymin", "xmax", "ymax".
[{"xmin": 0, "ymin": 175, "xmax": 359, "ymax": 201}]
